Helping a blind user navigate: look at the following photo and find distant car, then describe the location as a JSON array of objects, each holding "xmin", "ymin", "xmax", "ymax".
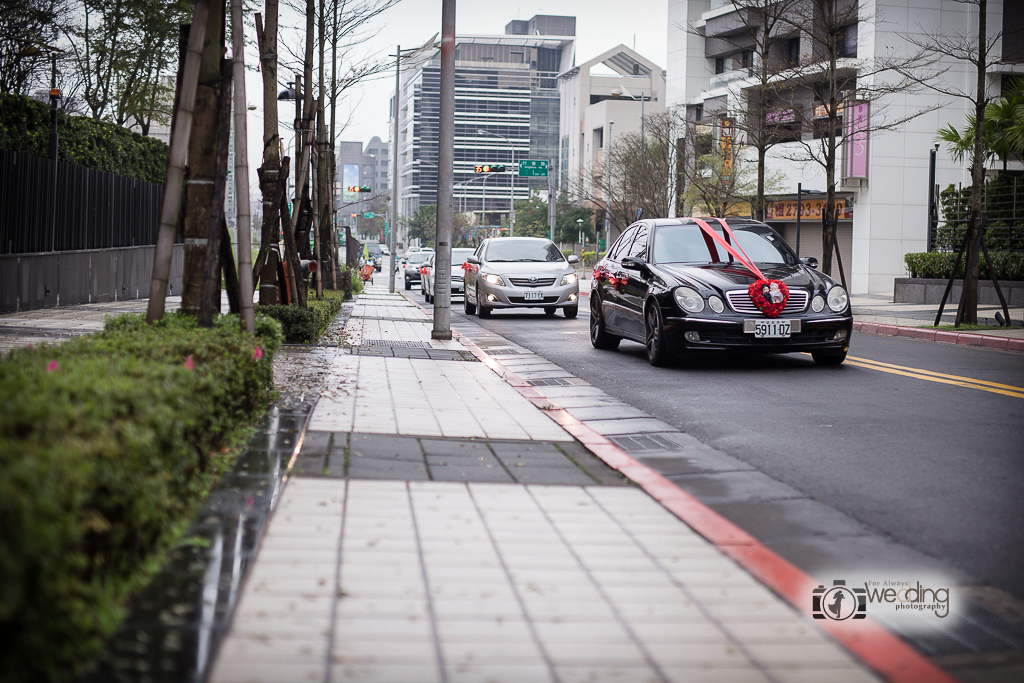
[
  {"xmin": 400, "ymin": 246, "xmax": 433, "ymax": 272},
  {"xmin": 379, "ymin": 244, "xmax": 390, "ymax": 256},
  {"xmin": 404, "ymin": 251, "xmax": 433, "ymax": 290},
  {"xmin": 365, "ymin": 243, "xmax": 383, "ymax": 271},
  {"xmin": 588, "ymin": 218, "xmax": 852, "ymax": 366},
  {"xmin": 422, "ymin": 248, "xmax": 476, "ymax": 303},
  {"xmin": 463, "ymin": 237, "xmax": 581, "ymax": 318}
]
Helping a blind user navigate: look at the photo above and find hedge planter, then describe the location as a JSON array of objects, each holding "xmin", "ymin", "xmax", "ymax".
[{"xmin": 893, "ymin": 278, "xmax": 1024, "ymax": 306}]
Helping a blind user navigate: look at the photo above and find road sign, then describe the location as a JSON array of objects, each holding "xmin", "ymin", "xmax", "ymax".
[
  {"xmin": 518, "ymin": 159, "xmax": 548, "ymax": 177},
  {"xmin": 363, "ymin": 212, "xmax": 375, "ymax": 218}
]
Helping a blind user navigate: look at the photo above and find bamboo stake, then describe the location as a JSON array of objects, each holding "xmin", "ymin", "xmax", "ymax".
[
  {"xmin": 231, "ymin": 0, "xmax": 255, "ymax": 331},
  {"xmin": 147, "ymin": 0, "xmax": 210, "ymax": 324}
]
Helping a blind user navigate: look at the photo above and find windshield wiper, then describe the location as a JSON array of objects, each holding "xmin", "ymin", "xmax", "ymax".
[{"xmin": 512, "ymin": 258, "xmax": 545, "ymax": 262}]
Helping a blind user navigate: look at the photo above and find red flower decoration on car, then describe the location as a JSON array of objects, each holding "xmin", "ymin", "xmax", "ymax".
[{"xmin": 748, "ymin": 279, "xmax": 790, "ymax": 318}]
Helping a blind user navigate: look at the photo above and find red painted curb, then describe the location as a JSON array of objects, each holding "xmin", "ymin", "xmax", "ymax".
[
  {"xmin": 854, "ymin": 321, "xmax": 1021, "ymax": 353},
  {"xmin": 448, "ymin": 319, "xmax": 957, "ymax": 683}
]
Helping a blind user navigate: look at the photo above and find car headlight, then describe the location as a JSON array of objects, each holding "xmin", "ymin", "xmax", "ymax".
[
  {"xmin": 561, "ymin": 272, "xmax": 578, "ymax": 285},
  {"xmin": 811, "ymin": 295, "xmax": 825, "ymax": 312},
  {"xmin": 708, "ymin": 295, "xmax": 724, "ymax": 313},
  {"xmin": 673, "ymin": 287, "xmax": 704, "ymax": 313},
  {"xmin": 482, "ymin": 273, "xmax": 505, "ymax": 286},
  {"xmin": 827, "ymin": 286, "xmax": 848, "ymax": 312}
]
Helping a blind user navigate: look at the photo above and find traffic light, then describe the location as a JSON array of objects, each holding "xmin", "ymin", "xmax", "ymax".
[
  {"xmin": 474, "ymin": 165, "xmax": 506, "ymax": 173},
  {"xmin": 347, "ymin": 186, "xmax": 372, "ymax": 193}
]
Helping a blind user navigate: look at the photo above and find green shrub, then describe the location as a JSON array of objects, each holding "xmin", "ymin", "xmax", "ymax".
[
  {"xmin": 0, "ymin": 93, "xmax": 168, "ymax": 184},
  {"xmin": 904, "ymin": 251, "xmax": 1024, "ymax": 281},
  {"xmin": 0, "ymin": 312, "xmax": 282, "ymax": 682},
  {"xmin": 256, "ymin": 289, "xmax": 345, "ymax": 343}
]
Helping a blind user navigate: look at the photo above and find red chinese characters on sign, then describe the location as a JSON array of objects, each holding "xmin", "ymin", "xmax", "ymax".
[{"xmin": 765, "ymin": 199, "xmax": 853, "ymax": 221}]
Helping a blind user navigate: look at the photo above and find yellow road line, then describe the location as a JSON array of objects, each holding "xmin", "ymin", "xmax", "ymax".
[
  {"xmin": 841, "ymin": 357, "xmax": 1024, "ymax": 400},
  {"xmin": 848, "ymin": 355, "xmax": 1024, "ymax": 392}
]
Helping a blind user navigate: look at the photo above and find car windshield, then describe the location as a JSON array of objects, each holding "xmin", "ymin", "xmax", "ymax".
[
  {"xmin": 485, "ymin": 239, "xmax": 564, "ymax": 263},
  {"xmin": 652, "ymin": 223, "xmax": 797, "ymax": 266},
  {"xmin": 407, "ymin": 252, "xmax": 431, "ymax": 265},
  {"xmin": 450, "ymin": 249, "xmax": 476, "ymax": 267}
]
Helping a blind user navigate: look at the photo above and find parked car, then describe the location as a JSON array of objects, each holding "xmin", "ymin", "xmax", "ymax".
[
  {"xmin": 463, "ymin": 237, "xmax": 581, "ymax": 318},
  {"xmin": 422, "ymin": 248, "xmax": 476, "ymax": 302},
  {"xmin": 403, "ymin": 251, "xmax": 433, "ymax": 290},
  {"xmin": 588, "ymin": 218, "xmax": 852, "ymax": 366}
]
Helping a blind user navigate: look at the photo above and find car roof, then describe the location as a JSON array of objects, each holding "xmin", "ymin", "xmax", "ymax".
[{"xmin": 649, "ymin": 217, "xmax": 768, "ymax": 228}]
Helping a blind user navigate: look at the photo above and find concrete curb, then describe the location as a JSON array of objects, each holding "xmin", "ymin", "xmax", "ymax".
[
  {"xmin": 405, "ymin": 291, "xmax": 956, "ymax": 683},
  {"xmin": 854, "ymin": 320, "xmax": 1024, "ymax": 353}
]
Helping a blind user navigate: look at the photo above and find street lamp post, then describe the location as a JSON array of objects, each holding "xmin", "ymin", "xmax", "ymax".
[{"xmin": 478, "ymin": 129, "xmax": 515, "ymax": 236}]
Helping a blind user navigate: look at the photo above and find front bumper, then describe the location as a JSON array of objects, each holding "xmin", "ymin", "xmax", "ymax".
[
  {"xmin": 662, "ymin": 314, "xmax": 853, "ymax": 355},
  {"xmin": 476, "ymin": 280, "xmax": 580, "ymax": 309},
  {"xmin": 404, "ymin": 269, "xmax": 422, "ymax": 283}
]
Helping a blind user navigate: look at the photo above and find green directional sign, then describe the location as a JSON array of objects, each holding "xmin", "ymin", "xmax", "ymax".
[
  {"xmin": 518, "ymin": 159, "xmax": 549, "ymax": 177},
  {"xmin": 363, "ymin": 212, "xmax": 375, "ymax": 218}
]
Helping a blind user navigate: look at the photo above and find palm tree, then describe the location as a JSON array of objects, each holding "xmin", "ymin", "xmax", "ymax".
[{"xmin": 938, "ymin": 79, "xmax": 1024, "ymax": 168}]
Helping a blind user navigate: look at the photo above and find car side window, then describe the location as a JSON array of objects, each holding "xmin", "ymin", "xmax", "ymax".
[
  {"xmin": 627, "ymin": 225, "xmax": 649, "ymax": 260},
  {"xmin": 608, "ymin": 227, "xmax": 637, "ymax": 262}
]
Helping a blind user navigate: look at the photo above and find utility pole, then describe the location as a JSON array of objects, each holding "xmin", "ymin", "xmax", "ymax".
[
  {"xmin": 548, "ymin": 156, "xmax": 556, "ymax": 242},
  {"xmin": 389, "ymin": 45, "xmax": 401, "ymax": 293},
  {"xmin": 605, "ymin": 120, "xmax": 614, "ymax": 252},
  {"xmin": 432, "ymin": 0, "xmax": 455, "ymax": 340}
]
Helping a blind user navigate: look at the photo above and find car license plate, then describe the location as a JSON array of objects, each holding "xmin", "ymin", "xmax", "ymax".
[
  {"xmin": 749, "ymin": 319, "xmax": 791, "ymax": 338},
  {"xmin": 524, "ymin": 290, "xmax": 544, "ymax": 301}
]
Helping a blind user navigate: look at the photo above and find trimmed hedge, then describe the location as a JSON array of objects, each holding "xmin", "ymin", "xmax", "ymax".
[
  {"xmin": 0, "ymin": 312, "xmax": 282, "ymax": 682},
  {"xmin": 0, "ymin": 93, "xmax": 168, "ymax": 184},
  {"xmin": 256, "ymin": 289, "xmax": 345, "ymax": 343},
  {"xmin": 904, "ymin": 251, "xmax": 1024, "ymax": 281}
]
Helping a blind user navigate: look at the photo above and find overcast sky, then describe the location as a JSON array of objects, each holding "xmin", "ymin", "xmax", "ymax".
[{"xmin": 241, "ymin": 0, "xmax": 668, "ymax": 195}]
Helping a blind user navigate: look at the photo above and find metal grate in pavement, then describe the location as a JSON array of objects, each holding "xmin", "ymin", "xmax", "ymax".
[
  {"xmin": 875, "ymin": 600, "xmax": 1024, "ymax": 657},
  {"xmin": 350, "ymin": 347, "xmax": 479, "ymax": 362},
  {"xmin": 526, "ymin": 378, "xmax": 572, "ymax": 387},
  {"xmin": 609, "ymin": 433, "xmax": 682, "ymax": 452},
  {"xmin": 361, "ymin": 339, "xmax": 432, "ymax": 348},
  {"xmin": 486, "ymin": 348, "xmax": 529, "ymax": 355}
]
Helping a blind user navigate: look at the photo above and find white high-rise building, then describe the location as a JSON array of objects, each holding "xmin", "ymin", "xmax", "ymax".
[{"xmin": 667, "ymin": 0, "xmax": 1023, "ymax": 294}]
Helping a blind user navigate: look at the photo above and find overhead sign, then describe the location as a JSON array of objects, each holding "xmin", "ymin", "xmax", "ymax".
[
  {"xmin": 518, "ymin": 159, "xmax": 548, "ymax": 177},
  {"xmin": 363, "ymin": 212, "xmax": 375, "ymax": 218}
]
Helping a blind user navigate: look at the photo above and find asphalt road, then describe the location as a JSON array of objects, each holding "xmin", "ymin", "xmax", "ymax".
[{"xmin": 406, "ymin": 284, "xmax": 1024, "ymax": 600}]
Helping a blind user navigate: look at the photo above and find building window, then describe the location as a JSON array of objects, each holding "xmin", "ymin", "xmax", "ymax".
[
  {"xmin": 695, "ymin": 104, "xmax": 703, "ymax": 121},
  {"xmin": 838, "ymin": 25, "xmax": 857, "ymax": 58},
  {"xmin": 741, "ymin": 50, "xmax": 753, "ymax": 69},
  {"xmin": 715, "ymin": 57, "xmax": 725, "ymax": 74},
  {"xmin": 786, "ymin": 38, "xmax": 800, "ymax": 66}
]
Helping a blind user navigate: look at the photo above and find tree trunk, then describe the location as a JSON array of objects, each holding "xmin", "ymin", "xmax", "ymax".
[
  {"xmin": 956, "ymin": 0, "xmax": 988, "ymax": 327},
  {"xmin": 253, "ymin": 3, "xmax": 280, "ymax": 288},
  {"xmin": 181, "ymin": 0, "xmax": 225, "ymax": 315},
  {"xmin": 198, "ymin": 61, "xmax": 233, "ymax": 327},
  {"xmin": 821, "ymin": 6, "xmax": 839, "ymax": 279}
]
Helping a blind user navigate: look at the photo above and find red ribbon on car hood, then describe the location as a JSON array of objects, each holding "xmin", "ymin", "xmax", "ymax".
[{"xmin": 689, "ymin": 217, "xmax": 765, "ymax": 281}]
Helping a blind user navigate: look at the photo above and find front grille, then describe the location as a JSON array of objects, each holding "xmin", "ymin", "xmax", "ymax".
[
  {"xmin": 509, "ymin": 277, "xmax": 556, "ymax": 287},
  {"xmin": 725, "ymin": 289, "xmax": 809, "ymax": 316},
  {"xmin": 452, "ymin": 275, "xmax": 463, "ymax": 282},
  {"xmin": 700, "ymin": 329, "xmax": 835, "ymax": 345},
  {"xmin": 508, "ymin": 296, "xmax": 560, "ymax": 304}
]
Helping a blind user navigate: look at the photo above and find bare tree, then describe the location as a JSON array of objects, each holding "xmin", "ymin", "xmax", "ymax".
[
  {"xmin": 894, "ymin": 0, "xmax": 1003, "ymax": 325},
  {"xmin": 0, "ymin": 0, "xmax": 71, "ymax": 95}
]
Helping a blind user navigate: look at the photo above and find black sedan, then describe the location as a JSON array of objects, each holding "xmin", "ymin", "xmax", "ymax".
[{"xmin": 589, "ymin": 218, "xmax": 852, "ymax": 366}]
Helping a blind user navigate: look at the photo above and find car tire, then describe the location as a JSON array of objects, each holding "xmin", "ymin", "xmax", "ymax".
[
  {"xmin": 404, "ymin": 277, "xmax": 411, "ymax": 291},
  {"xmin": 645, "ymin": 303, "xmax": 671, "ymax": 367},
  {"xmin": 590, "ymin": 296, "xmax": 620, "ymax": 350},
  {"xmin": 544, "ymin": 307, "xmax": 556, "ymax": 316},
  {"xmin": 812, "ymin": 349, "xmax": 848, "ymax": 365},
  {"xmin": 563, "ymin": 305, "xmax": 578, "ymax": 319},
  {"xmin": 477, "ymin": 287, "xmax": 492, "ymax": 318},
  {"xmin": 464, "ymin": 293, "xmax": 476, "ymax": 315}
]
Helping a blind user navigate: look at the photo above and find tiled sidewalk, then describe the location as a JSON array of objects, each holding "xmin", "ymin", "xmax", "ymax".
[{"xmin": 209, "ymin": 286, "xmax": 882, "ymax": 683}]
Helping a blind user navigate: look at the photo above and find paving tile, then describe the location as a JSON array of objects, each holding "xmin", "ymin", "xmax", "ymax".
[
  {"xmin": 215, "ymin": 635, "xmax": 327, "ymax": 662},
  {"xmin": 209, "ymin": 661, "xmax": 325, "ymax": 683},
  {"xmin": 332, "ymin": 638, "xmax": 438, "ymax": 663},
  {"xmin": 444, "ymin": 663, "xmax": 554, "ymax": 683},
  {"xmin": 441, "ymin": 639, "xmax": 546, "ymax": 664},
  {"xmin": 554, "ymin": 666, "xmax": 663, "ymax": 683},
  {"xmin": 764, "ymin": 668, "xmax": 879, "ymax": 683},
  {"xmin": 660, "ymin": 667, "xmax": 771, "ymax": 683},
  {"xmin": 331, "ymin": 663, "xmax": 442, "ymax": 683}
]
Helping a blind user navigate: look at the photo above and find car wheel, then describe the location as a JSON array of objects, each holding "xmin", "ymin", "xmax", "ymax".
[
  {"xmin": 590, "ymin": 296, "xmax": 620, "ymax": 350},
  {"xmin": 812, "ymin": 349, "xmax": 848, "ymax": 365},
  {"xmin": 645, "ymin": 303, "xmax": 671, "ymax": 367},
  {"xmin": 563, "ymin": 305, "xmax": 578, "ymax": 319},
  {"xmin": 544, "ymin": 307, "xmax": 556, "ymax": 316},
  {"xmin": 464, "ymin": 292, "xmax": 476, "ymax": 315},
  {"xmin": 404, "ymin": 277, "xmax": 411, "ymax": 291},
  {"xmin": 477, "ymin": 287, "xmax": 491, "ymax": 318}
]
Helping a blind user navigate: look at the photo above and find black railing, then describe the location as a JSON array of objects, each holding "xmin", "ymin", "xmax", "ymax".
[
  {"xmin": 0, "ymin": 150, "xmax": 165, "ymax": 255},
  {"xmin": 931, "ymin": 175, "xmax": 1024, "ymax": 252}
]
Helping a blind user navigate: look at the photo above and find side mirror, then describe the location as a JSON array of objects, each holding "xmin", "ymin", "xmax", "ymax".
[
  {"xmin": 620, "ymin": 256, "xmax": 646, "ymax": 271},
  {"xmin": 801, "ymin": 256, "xmax": 819, "ymax": 269},
  {"xmin": 567, "ymin": 254, "xmax": 580, "ymax": 264},
  {"xmin": 466, "ymin": 255, "xmax": 481, "ymax": 265}
]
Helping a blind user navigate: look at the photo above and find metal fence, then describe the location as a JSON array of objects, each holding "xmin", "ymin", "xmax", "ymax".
[
  {"xmin": 0, "ymin": 149, "xmax": 165, "ymax": 255},
  {"xmin": 931, "ymin": 176, "xmax": 1024, "ymax": 252}
]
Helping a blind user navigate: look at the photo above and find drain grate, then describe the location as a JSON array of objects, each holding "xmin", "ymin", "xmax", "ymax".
[
  {"xmin": 874, "ymin": 600, "xmax": 1024, "ymax": 657},
  {"xmin": 487, "ymin": 348, "xmax": 528, "ymax": 355},
  {"xmin": 609, "ymin": 433, "xmax": 682, "ymax": 452},
  {"xmin": 361, "ymin": 339, "xmax": 432, "ymax": 348},
  {"xmin": 526, "ymin": 378, "xmax": 573, "ymax": 387}
]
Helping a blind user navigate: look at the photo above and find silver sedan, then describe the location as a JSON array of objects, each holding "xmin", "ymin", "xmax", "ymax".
[{"xmin": 463, "ymin": 237, "xmax": 581, "ymax": 318}]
